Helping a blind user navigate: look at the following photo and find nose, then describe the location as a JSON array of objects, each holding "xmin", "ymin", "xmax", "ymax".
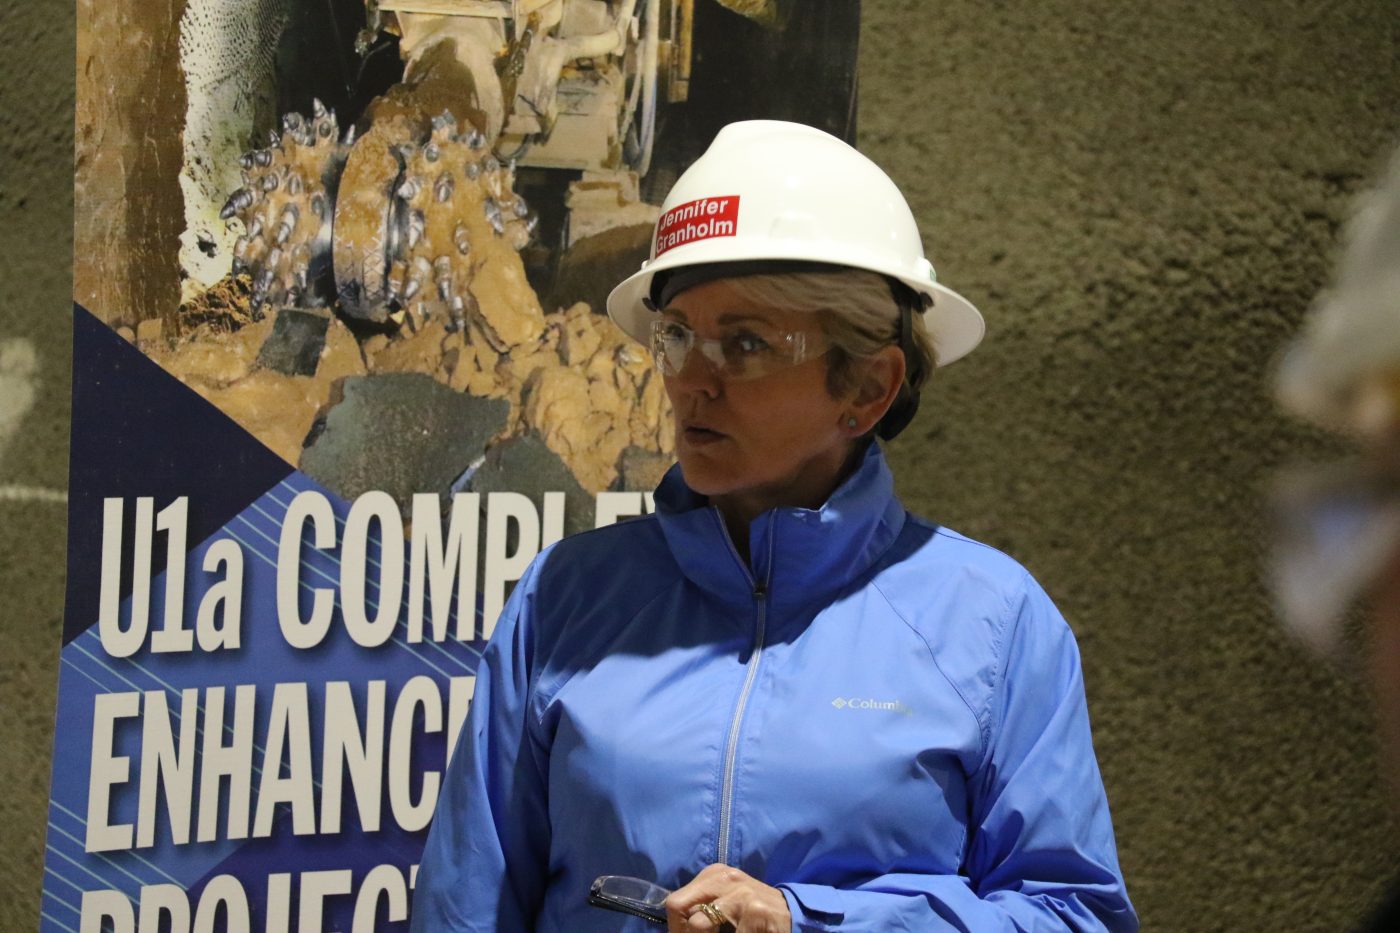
[{"xmin": 665, "ymin": 341, "xmax": 723, "ymax": 398}]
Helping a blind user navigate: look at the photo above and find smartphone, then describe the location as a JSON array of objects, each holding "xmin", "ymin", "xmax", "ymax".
[{"xmin": 588, "ymin": 875, "xmax": 671, "ymax": 925}]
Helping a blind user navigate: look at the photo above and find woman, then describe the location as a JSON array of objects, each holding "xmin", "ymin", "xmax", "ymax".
[{"xmin": 412, "ymin": 121, "xmax": 1136, "ymax": 932}]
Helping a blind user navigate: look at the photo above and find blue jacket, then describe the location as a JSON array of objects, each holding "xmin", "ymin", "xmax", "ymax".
[{"xmin": 413, "ymin": 444, "xmax": 1136, "ymax": 931}]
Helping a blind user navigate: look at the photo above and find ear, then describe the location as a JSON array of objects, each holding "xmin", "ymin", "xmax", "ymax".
[{"xmin": 844, "ymin": 345, "xmax": 906, "ymax": 435}]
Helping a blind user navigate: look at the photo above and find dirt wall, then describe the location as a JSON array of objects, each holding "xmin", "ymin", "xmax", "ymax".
[{"xmin": 2, "ymin": 0, "xmax": 1397, "ymax": 928}]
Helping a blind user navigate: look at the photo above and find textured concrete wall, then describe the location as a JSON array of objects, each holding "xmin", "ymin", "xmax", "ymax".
[
  {"xmin": 862, "ymin": 2, "xmax": 1400, "ymax": 928},
  {"xmin": 2, "ymin": 0, "xmax": 1398, "ymax": 929},
  {"xmin": 0, "ymin": 0, "xmax": 77, "ymax": 925}
]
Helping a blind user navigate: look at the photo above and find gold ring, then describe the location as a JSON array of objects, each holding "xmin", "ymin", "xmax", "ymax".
[{"xmin": 694, "ymin": 902, "xmax": 732, "ymax": 928}]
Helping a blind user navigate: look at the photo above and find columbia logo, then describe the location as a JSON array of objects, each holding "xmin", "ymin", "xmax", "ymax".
[{"xmin": 830, "ymin": 696, "xmax": 913, "ymax": 716}]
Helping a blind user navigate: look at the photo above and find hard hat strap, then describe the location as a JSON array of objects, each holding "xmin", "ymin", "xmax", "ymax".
[{"xmin": 877, "ymin": 287, "xmax": 925, "ymax": 441}]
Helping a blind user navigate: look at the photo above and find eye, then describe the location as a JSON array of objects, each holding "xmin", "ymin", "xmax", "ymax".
[
  {"xmin": 656, "ymin": 321, "xmax": 689, "ymax": 344},
  {"xmin": 722, "ymin": 330, "xmax": 772, "ymax": 356}
]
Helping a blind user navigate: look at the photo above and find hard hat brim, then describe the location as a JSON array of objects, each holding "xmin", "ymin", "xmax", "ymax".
[{"xmin": 606, "ymin": 249, "xmax": 985, "ymax": 367}]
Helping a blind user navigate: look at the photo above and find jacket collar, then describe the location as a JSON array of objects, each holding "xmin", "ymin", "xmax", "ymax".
[{"xmin": 654, "ymin": 443, "xmax": 906, "ymax": 617}]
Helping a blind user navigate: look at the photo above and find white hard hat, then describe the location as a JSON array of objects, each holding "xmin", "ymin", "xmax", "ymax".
[{"xmin": 606, "ymin": 120, "xmax": 985, "ymax": 367}]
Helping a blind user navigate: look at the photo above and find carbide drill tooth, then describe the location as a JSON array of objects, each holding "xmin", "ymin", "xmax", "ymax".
[
  {"xmin": 512, "ymin": 194, "xmax": 529, "ymax": 218},
  {"xmin": 524, "ymin": 213, "xmax": 539, "ymax": 236},
  {"xmin": 294, "ymin": 268, "xmax": 308, "ymax": 291},
  {"xmin": 465, "ymin": 161, "xmax": 481, "ymax": 181},
  {"xmin": 219, "ymin": 189, "xmax": 248, "ymax": 220},
  {"xmin": 262, "ymin": 173, "xmax": 279, "ymax": 192},
  {"xmin": 484, "ymin": 155, "xmax": 500, "ymax": 174},
  {"xmin": 465, "ymin": 129, "xmax": 485, "ymax": 150},
  {"xmin": 453, "ymin": 223, "xmax": 471, "ymax": 255},
  {"xmin": 438, "ymin": 279, "xmax": 453, "ymax": 301},
  {"xmin": 317, "ymin": 120, "xmax": 334, "ymax": 140},
  {"xmin": 254, "ymin": 267, "xmax": 274, "ymax": 295},
  {"xmin": 268, "ymin": 129, "xmax": 281, "ymax": 148},
  {"xmin": 406, "ymin": 209, "xmax": 426, "ymax": 250},
  {"xmin": 233, "ymin": 235, "xmax": 250, "ymax": 258},
  {"xmin": 312, "ymin": 98, "xmax": 326, "ymax": 118},
  {"xmin": 282, "ymin": 112, "xmax": 302, "ymax": 133},
  {"xmin": 342, "ymin": 124, "xmax": 357, "ymax": 146},
  {"xmin": 310, "ymin": 193, "xmax": 326, "ymax": 219},
  {"xmin": 483, "ymin": 198, "xmax": 504, "ymax": 235},
  {"xmin": 255, "ymin": 149, "xmax": 273, "ymax": 167},
  {"xmin": 277, "ymin": 204, "xmax": 299, "ymax": 239},
  {"xmin": 231, "ymin": 257, "xmax": 246, "ymax": 275},
  {"xmin": 425, "ymin": 142, "xmax": 440, "ymax": 162},
  {"xmin": 433, "ymin": 255, "xmax": 453, "ymax": 280},
  {"xmin": 435, "ymin": 173, "xmax": 454, "ymax": 203},
  {"xmin": 431, "ymin": 110, "xmax": 457, "ymax": 134},
  {"xmin": 403, "ymin": 276, "xmax": 422, "ymax": 302},
  {"xmin": 247, "ymin": 216, "xmax": 264, "ymax": 240},
  {"xmin": 266, "ymin": 247, "xmax": 283, "ymax": 269},
  {"xmin": 396, "ymin": 177, "xmax": 420, "ymax": 200},
  {"xmin": 413, "ymin": 256, "xmax": 433, "ymax": 279},
  {"xmin": 240, "ymin": 152, "xmax": 255, "ymax": 170},
  {"xmin": 275, "ymin": 222, "xmax": 292, "ymax": 245},
  {"xmin": 287, "ymin": 173, "xmax": 303, "ymax": 196}
]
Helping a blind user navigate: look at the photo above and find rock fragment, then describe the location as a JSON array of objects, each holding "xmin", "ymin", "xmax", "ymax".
[
  {"xmin": 468, "ymin": 432, "xmax": 593, "ymax": 538},
  {"xmin": 616, "ymin": 445, "xmax": 674, "ymax": 492},
  {"xmin": 256, "ymin": 308, "xmax": 331, "ymax": 376},
  {"xmin": 300, "ymin": 373, "xmax": 509, "ymax": 507}
]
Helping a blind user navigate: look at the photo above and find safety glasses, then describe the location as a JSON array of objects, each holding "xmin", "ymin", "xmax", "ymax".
[{"xmin": 649, "ymin": 317, "xmax": 825, "ymax": 381}]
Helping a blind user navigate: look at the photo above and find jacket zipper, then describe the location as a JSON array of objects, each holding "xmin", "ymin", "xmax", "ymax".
[{"xmin": 714, "ymin": 510, "xmax": 771, "ymax": 867}]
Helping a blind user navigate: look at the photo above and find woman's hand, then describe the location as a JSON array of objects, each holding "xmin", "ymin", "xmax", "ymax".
[{"xmin": 664, "ymin": 864, "xmax": 792, "ymax": 933}]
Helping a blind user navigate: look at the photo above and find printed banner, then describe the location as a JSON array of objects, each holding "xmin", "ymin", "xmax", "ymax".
[{"xmin": 51, "ymin": 0, "xmax": 858, "ymax": 929}]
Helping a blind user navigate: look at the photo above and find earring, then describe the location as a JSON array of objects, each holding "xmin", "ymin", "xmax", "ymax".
[{"xmin": 845, "ymin": 416, "xmax": 858, "ymax": 429}]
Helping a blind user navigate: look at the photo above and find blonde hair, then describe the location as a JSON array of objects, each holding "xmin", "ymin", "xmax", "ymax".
[{"xmin": 717, "ymin": 268, "xmax": 936, "ymax": 437}]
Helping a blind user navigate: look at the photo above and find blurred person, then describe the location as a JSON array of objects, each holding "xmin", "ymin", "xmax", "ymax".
[{"xmin": 1273, "ymin": 146, "xmax": 1400, "ymax": 932}]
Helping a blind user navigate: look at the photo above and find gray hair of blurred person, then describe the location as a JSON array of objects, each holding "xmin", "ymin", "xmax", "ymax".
[
  {"xmin": 713, "ymin": 268, "xmax": 939, "ymax": 440},
  {"xmin": 1277, "ymin": 149, "xmax": 1400, "ymax": 438}
]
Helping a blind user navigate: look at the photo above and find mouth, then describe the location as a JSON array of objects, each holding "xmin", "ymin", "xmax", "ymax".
[{"xmin": 680, "ymin": 421, "xmax": 726, "ymax": 444}]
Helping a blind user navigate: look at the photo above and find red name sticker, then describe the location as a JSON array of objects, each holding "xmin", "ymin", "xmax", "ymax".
[{"xmin": 653, "ymin": 196, "xmax": 741, "ymax": 257}]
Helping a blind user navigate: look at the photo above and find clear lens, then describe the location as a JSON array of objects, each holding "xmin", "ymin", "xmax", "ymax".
[
  {"xmin": 591, "ymin": 875, "xmax": 671, "ymax": 908},
  {"xmin": 649, "ymin": 318, "xmax": 815, "ymax": 381}
]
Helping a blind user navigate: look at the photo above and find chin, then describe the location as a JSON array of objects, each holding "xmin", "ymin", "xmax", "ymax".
[{"xmin": 675, "ymin": 448, "xmax": 746, "ymax": 498}]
